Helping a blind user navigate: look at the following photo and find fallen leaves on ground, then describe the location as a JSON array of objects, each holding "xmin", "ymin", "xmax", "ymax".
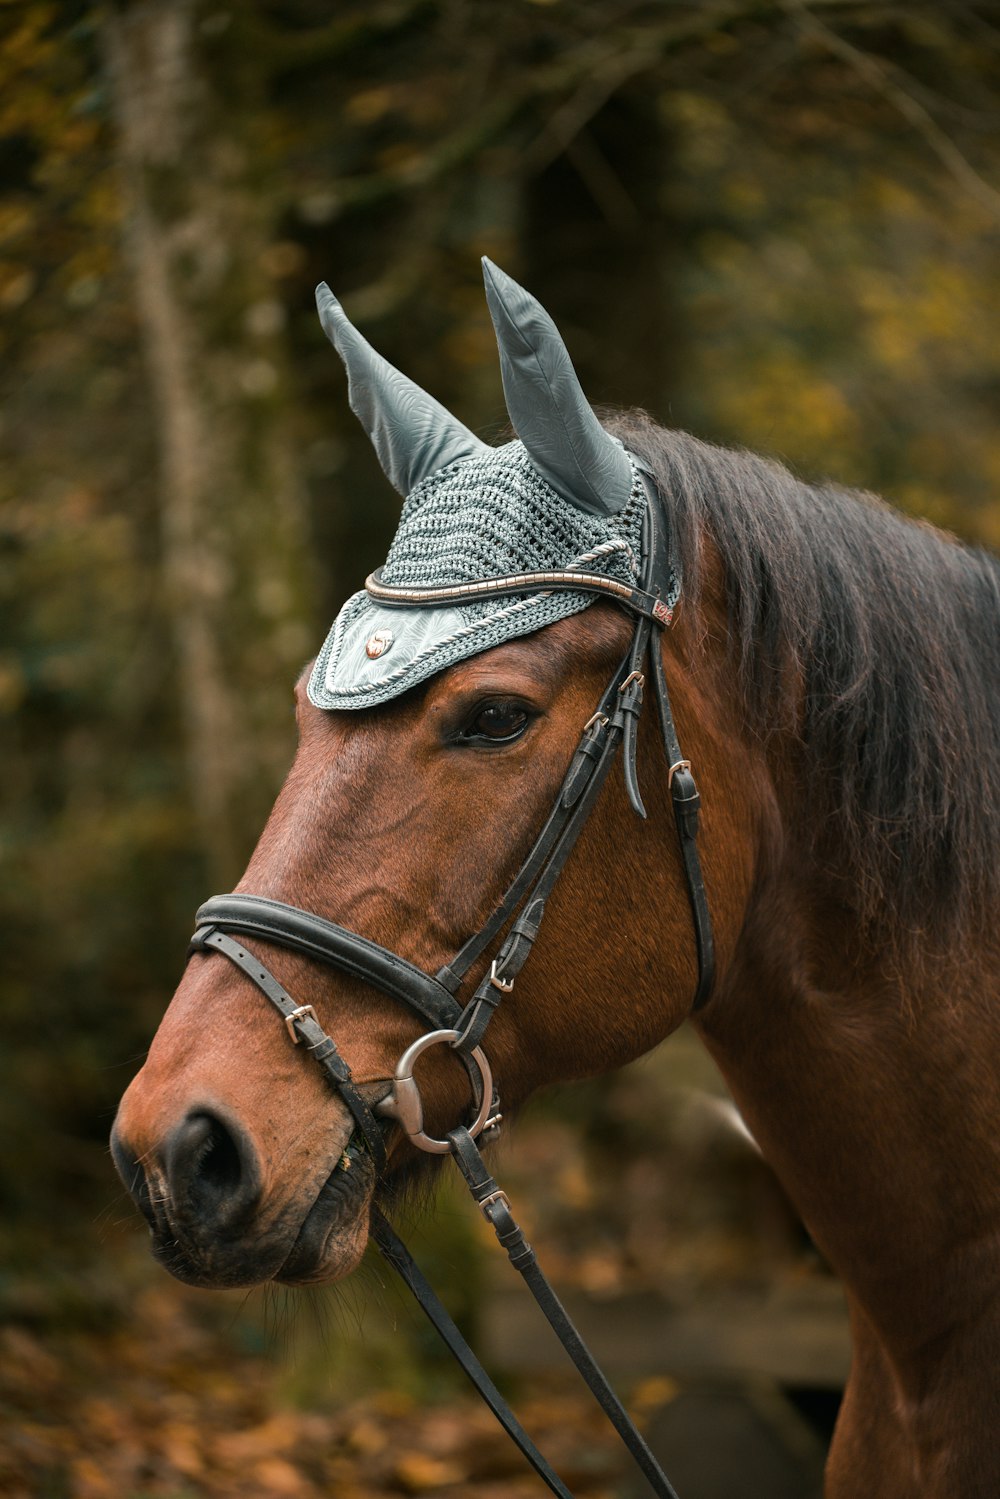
[{"xmin": 0, "ymin": 1270, "xmax": 634, "ymax": 1499}]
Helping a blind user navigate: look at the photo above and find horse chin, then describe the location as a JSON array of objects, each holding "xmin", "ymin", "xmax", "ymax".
[
  {"xmin": 274, "ymin": 1157, "xmax": 375, "ymax": 1286},
  {"xmin": 145, "ymin": 1146, "xmax": 377, "ymax": 1291}
]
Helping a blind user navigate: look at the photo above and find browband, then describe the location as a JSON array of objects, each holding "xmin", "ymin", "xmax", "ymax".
[{"xmin": 365, "ymin": 566, "xmax": 676, "ymax": 626}]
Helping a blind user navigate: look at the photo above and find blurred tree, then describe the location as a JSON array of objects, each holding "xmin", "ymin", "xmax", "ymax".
[{"xmin": 106, "ymin": 0, "xmax": 315, "ymax": 880}]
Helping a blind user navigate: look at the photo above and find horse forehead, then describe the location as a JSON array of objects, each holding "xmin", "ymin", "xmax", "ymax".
[{"xmin": 431, "ymin": 606, "xmax": 632, "ymax": 698}]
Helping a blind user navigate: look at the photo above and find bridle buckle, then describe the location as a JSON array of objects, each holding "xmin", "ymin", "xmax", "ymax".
[
  {"xmin": 667, "ymin": 758, "xmax": 692, "ymax": 787},
  {"xmin": 284, "ymin": 1004, "xmax": 317, "ymax": 1043},
  {"xmin": 477, "ymin": 1188, "xmax": 510, "ymax": 1219},
  {"xmin": 489, "ymin": 959, "xmax": 515, "ymax": 994}
]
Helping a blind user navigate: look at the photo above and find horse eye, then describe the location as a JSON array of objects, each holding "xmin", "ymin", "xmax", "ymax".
[{"xmin": 462, "ymin": 702, "xmax": 531, "ymax": 744}]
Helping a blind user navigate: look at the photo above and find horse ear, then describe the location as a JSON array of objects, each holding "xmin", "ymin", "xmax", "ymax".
[
  {"xmin": 481, "ymin": 258, "xmax": 633, "ymax": 517},
  {"xmin": 316, "ymin": 283, "xmax": 490, "ymax": 496}
]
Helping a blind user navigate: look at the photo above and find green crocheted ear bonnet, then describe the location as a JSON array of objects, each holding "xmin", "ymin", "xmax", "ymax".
[{"xmin": 308, "ymin": 259, "xmax": 650, "ymax": 711}]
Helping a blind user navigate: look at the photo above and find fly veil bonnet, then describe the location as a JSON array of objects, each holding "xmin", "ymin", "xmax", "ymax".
[{"xmin": 308, "ymin": 258, "xmax": 675, "ymax": 712}]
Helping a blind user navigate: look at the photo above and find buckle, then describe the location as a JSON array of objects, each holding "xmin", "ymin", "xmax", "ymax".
[
  {"xmin": 668, "ymin": 759, "xmax": 692, "ymax": 788},
  {"xmin": 489, "ymin": 959, "xmax": 515, "ymax": 994},
  {"xmin": 284, "ymin": 1004, "xmax": 317, "ymax": 1043},
  {"xmin": 477, "ymin": 1188, "xmax": 510, "ymax": 1219}
]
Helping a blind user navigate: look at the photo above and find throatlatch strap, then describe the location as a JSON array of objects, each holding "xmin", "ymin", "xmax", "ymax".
[{"xmin": 648, "ymin": 641, "xmax": 715, "ymax": 1009}]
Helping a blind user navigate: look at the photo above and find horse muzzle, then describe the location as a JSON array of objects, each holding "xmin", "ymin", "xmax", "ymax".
[{"xmin": 110, "ymin": 1100, "xmax": 374, "ymax": 1289}]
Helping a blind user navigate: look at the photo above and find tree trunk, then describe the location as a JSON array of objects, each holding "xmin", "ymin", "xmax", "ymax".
[{"xmin": 105, "ymin": 0, "xmax": 312, "ymax": 885}]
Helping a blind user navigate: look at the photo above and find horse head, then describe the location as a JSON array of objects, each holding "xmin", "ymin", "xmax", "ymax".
[{"xmin": 110, "ymin": 261, "xmax": 765, "ymax": 1291}]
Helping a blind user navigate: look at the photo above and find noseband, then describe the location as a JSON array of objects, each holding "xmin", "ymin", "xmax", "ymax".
[{"xmin": 188, "ymin": 473, "xmax": 713, "ymax": 1499}]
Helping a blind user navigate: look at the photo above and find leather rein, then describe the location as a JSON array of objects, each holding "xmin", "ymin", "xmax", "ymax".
[{"xmin": 188, "ymin": 472, "xmax": 714, "ymax": 1499}]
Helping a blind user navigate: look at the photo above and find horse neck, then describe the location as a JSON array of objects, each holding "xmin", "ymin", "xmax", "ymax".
[{"xmin": 696, "ymin": 791, "xmax": 1000, "ymax": 1390}]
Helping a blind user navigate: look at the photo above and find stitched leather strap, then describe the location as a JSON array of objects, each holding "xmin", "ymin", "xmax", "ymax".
[
  {"xmin": 366, "ymin": 565, "xmax": 675, "ymax": 625},
  {"xmin": 194, "ymin": 894, "xmax": 463, "ymax": 1032},
  {"xmin": 437, "ymin": 647, "xmax": 632, "ymax": 994}
]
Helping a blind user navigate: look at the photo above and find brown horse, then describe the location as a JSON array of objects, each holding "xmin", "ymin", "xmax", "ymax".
[{"xmin": 113, "ymin": 268, "xmax": 1000, "ymax": 1496}]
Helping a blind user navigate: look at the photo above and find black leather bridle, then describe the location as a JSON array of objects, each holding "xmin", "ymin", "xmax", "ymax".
[{"xmin": 188, "ymin": 470, "xmax": 714, "ymax": 1499}]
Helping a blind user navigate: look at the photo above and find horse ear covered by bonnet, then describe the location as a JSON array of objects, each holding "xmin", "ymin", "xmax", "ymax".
[{"xmin": 310, "ymin": 259, "xmax": 663, "ymax": 713}]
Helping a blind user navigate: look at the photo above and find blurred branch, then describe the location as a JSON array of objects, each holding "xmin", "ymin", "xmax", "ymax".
[
  {"xmin": 787, "ymin": 0, "xmax": 1000, "ymax": 221},
  {"xmin": 308, "ymin": 92, "xmax": 529, "ymax": 215},
  {"xmin": 105, "ymin": 2, "xmax": 247, "ymax": 879},
  {"xmin": 250, "ymin": 0, "xmax": 435, "ymax": 74},
  {"xmin": 520, "ymin": 1, "xmax": 764, "ymax": 173},
  {"xmin": 307, "ymin": 0, "xmax": 915, "ymax": 217},
  {"xmin": 339, "ymin": 188, "xmax": 455, "ymax": 322}
]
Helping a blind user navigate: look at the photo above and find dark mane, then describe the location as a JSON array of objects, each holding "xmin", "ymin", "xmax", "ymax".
[{"xmin": 610, "ymin": 410, "xmax": 1000, "ymax": 950}]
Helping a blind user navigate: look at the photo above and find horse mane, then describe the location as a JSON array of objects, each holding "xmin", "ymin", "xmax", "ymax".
[{"xmin": 608, "ymin": 409, "xmax": 1000, "ymax": 952}]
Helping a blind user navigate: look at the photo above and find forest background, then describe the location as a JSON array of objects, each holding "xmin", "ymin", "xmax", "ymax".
[{"xmin": 2, "ymin": 2, "xmax": 1000, "ymax": 1496}]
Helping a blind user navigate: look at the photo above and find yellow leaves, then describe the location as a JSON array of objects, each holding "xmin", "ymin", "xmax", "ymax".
[
  {"xmin": 393, "ymin": 1451, "xmax": 466, "ymax": 1491},
  {"xmin": 156, "ymin": 1420, "xmax": 205, "ymax": 1477},
  {"xmin": 0, "ymin": 1326, "xmax": 61, "ymax": 1391},
  {"xmin": 0, "ymin": 654, "xmax": 27, "ymax": 714},
  {"xmin": 0, "ymin": 202, "xmax": 33, "ymax": 244},
  {"xmin": 1, "ymin": 1253, "xmax": 633, "ymax": 1499},
  {"xmin": 710, "ymin": 347, "xmax": 860, "ymax": 461},
  {"xmin": 66, "ymin": 1456, "xmax": 119, "ymax": 1499},
  {"xmin": 346, "ymin": 86, "xmax": 396, "ymax": 126},
  {"xmin": 629, "ymin": 1374, "xmax": 680, "ymax": 1416},
  {"xmin": 250, "ymin": 1457, "xmax": 306, "ymax": 1494},
  {"xmin": 259, "ymin": 240, "xmax": 307, "ymax": 279},
  {"xmin": 212, "ymin": 1414, "xmax": 295, "ymax": 1465},
  {"xmin": 0, "ymin": 264, "xmax": 36, "ymax": 309},
  {"xmin": 556, "ymin": 1158, "xmax": 593, "ymax": 1210},
  {"xmin": 0, "ymin": 5, "xmax": 58, "ymax": 84},
  {"xmin": 344, "ymin": 81, "xmax": 450, "ymax": 132},
  {"xmin": 342, "ymin": 1417, "xmax": 385, "ymax": 1456}
]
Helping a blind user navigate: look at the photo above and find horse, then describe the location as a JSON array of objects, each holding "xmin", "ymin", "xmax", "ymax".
[{"xmin": 112, "ymin": 258, "xmax": 1000, "ymax": 1497}]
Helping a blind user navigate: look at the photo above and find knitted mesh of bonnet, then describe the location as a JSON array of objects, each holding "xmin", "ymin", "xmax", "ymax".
[{"xmin": 307, "ymin": 440, "xmax": 648, "ymax": 711}]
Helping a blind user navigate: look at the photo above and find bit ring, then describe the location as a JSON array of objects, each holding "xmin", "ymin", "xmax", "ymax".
[{"xmin": 374, "ymin": 1029, "xmax": 494, "ymax": 1155}]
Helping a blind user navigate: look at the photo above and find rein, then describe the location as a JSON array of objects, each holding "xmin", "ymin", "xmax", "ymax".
[{"xmin": 188, "ymin": 477, "xmax": 714, "ymax": 1498}]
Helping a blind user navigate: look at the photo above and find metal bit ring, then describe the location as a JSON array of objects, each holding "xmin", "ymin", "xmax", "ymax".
[{"xmin": 375, "ymin": 1029, "xmax": 494, "ymax": 1155}]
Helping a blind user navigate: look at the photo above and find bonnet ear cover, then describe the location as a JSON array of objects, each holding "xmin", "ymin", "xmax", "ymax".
[
  {"xmin": 481, "ymin": 257, "xmax": 633, "ymax": 517},
  {"xmin": 316, "ymin": 282, "xmax": 490, "ymax": 496},
  {"xmin": 308, "ymin": 265, "xmax": 648, "ymax": 715}
]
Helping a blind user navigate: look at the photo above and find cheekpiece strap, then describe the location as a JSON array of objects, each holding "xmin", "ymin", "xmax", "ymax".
[{"xmin": 190, "ymin": 925, "xmax": 388, "ymax": 1169}]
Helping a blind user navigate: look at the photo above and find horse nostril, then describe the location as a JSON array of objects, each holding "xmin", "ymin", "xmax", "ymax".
[{"xmin": 166, "ymin": 1110, "xmax": 262, "ymax": 1232}]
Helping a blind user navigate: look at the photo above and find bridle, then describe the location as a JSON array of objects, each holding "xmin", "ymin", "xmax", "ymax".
[{"xmin": 188, "ymin": 468, "xmax": 714, "ymax": 1499}]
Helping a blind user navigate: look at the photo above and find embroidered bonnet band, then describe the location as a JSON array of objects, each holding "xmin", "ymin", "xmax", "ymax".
[{"xmin": 308, "ymin": 258, "xmax": 666, "ymax": 711}]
